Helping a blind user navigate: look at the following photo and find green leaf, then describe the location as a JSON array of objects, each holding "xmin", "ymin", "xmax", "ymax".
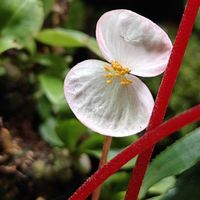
[
  {"xmin": 56, "ymin": 119, "xmax": 87, "ymax": 152},
  {"xmin": 161, "ymin": 162, "xmax": 200, "ymax": 200},
  {"xmin": 0, "ymin": 38, "xmax": 21, "ymax": 53},
  {"xmin": 37, "ymin": 28, "xmax": 88, "ymax": 47},
  {"xmin": 37, "ymin": 28, "xmax": 102, "ymax": 57},
  {"xmin": 0, "ymin": 0, "xmax": 44, "ymax": 52},
  {"xmin": 140, "ymin": 127, "xmax": 200, "ymax": 198},
  {"xmin": 39, "ymin": 118, "xmax": 64, "ymax": 147},
  {"xmin": 39, "ymin": 74, "xmax": 65, "ymax": 105}
]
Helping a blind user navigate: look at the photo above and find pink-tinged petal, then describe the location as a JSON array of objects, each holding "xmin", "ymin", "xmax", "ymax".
[
  {"xmin": 96, "ymin": 9, "xmax": 172, "ymax": 77},
  {"xmin": 64, "ymin": 59, "xmax": 154, "ymax": 137}
]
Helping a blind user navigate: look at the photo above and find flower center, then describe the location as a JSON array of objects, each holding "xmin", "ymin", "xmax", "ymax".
[{"xmin": 104, "ymin": 61, "xmax": 133, "ymax": 85}]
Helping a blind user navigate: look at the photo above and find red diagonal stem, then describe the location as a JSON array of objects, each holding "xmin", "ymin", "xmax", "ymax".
[
  {"xmin": 125, "ymin": 1, "xmax": 200, "ymax": 199},
  {"xmin": 68, "ymin": 104, "xmax": 200, "ymax": 200}
]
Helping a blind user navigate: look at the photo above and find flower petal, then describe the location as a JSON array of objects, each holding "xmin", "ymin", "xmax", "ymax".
[
  {"xmin": 96, "ymin": 9, "xmax": 172, "ymax": 77},
  {"xmin": 64, "ymin": 59, "xmax": 154, "ymax": 137}
]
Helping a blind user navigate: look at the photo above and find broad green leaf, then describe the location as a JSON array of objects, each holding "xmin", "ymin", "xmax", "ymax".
[
  {"xmin": 37, "ymin": 28, "xmax": 102, "ymax": 57},
  {"xmin": 0, "ymin": 0, "xmax": 44, "ymax": 52},
  {"xmin": 39, "ymin": 74, "xmax": 65, "ymax": 105},
  {"xmin": 161, "ymin": 162, "xmax": 200, "ymax": 200},
  {"xmin": 140, "ymin": 127, "xmax": 200, "ymax": 198},
  {"xmin": 39, "ymin": 118, "xmax": 64, "ymax": 147},
  {"xmin": 0, "ymin": 38, "xmax": 21, "ymax": 53},
  {"xmin": 56, "ymin": 119, "xmax": 87, "ymax": 152},
  {"xmin": 37, "ymin": 28, "xmax": 88, "ymax": 47}
]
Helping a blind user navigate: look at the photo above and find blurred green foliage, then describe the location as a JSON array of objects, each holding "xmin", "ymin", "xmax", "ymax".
[
  {"xmin": 0, "ymin": 0, "xmax": 199, "ymax": 200},
  {"xmin": 0, "ymin": 0, "xmax": 43, "ymax": 52}
]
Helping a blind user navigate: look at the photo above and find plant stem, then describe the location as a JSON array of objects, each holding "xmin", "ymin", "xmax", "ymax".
[{"xmin": 91, "ymin": 136, "xmax": 112, "ymax": 200}]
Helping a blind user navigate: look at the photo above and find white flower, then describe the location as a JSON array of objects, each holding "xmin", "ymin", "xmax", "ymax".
[{"xmin": 64, "ymin": 9, "xmax": 172, "ymax": 137}]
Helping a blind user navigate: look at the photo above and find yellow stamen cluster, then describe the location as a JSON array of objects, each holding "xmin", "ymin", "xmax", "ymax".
[{"xmin": 104, "ymin": 61, "xmax": 133, "ymax": 85}]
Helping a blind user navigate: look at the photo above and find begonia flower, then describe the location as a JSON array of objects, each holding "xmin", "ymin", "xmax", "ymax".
[{"xmin": 64, "ymin": 9, "xmax": 172, "ymax": 137}]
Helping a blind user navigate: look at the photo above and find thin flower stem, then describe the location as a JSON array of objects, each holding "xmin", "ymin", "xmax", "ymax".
[
  {"xmin": 91, "ymin": 136, "xmax": 112, "ymax": 200},
  {"xmin": 68, "ymin": 104, "xmax": 200, "ymax": 200},
  {"xmin": 125, "ymin": 0, "xmax": 200, "ymax": 199}
]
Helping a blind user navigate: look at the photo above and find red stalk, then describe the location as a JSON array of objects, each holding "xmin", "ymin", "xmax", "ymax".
[
  {"xmin": 68, "ymin": 104, "xmax": 200, "ymax": 200},
  {"xmin": 125, "ymin": 1, "xmax": 200, "ymax": 199}
]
